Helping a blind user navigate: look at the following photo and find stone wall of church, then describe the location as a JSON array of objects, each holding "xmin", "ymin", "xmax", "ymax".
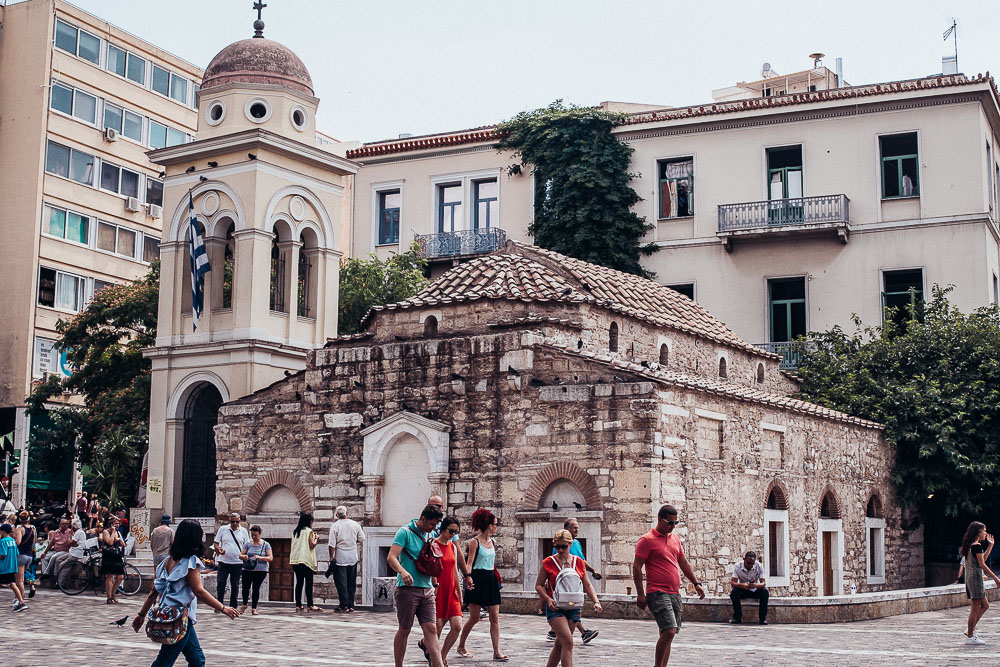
[{"xmin": 215, "ymin": 302, "xmax": 921, "ymax": 602}]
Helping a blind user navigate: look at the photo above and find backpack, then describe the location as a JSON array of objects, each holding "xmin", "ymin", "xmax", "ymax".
[
  {"xmin": 551, "ymin": 555, "xmax": 585, "ymax": 610},
  {"xmin": 407, "ymin": 525, "xmax": 443, "ymax": 578}
]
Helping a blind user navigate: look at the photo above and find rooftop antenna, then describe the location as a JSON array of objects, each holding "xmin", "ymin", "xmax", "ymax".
[
  {"xmin": 761, "ymin": 62, "xmax": 772, "ymax": 78},
  {"xmin": 809, "ymin": 52, "xmax": 825, "ymax": 69},
  {"xmin": 943, "ymin": 19, "xmax": 958, "ymax": 70},
  {"xmin": 252, "ymin": 1, "xmax": 267, "ymax": 38}
]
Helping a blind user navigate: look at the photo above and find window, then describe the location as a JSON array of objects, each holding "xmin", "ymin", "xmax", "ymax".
[
  {"xmin": 989, "ymin": 143, "xmax": 994, "ymax": 214},
  {"xmin": 49, "ymin": 82, "xmax": 73, "ymax": 115},
  {"xmin": 92, "ymin": 279, "xmax": 113, "ymax": 295},
  {"xmin": 608, "ymin": 321, "xmax": 619, "ymax": 353},
  {"xmin": 149, "ymin": 121, "xmax": 186, "ymax": 149},
  {"xmin": 99, "ymin": 162, "xmax": 140, "ymax": 198},
  {"xmin": 297, "ymin": 250, "xmax": 312, "ymax": 318},
  {"xmin": 819, "ymin": 488, "xmax": 841, "ymax": 519},
  {"xmin": 767, "ymin": 146, "xmax": 803, "ymax": 200},
  {"xmin": 142, "ymin": 235, "xmax": 160, "ymax": 264},
  {"xmin": 756, "ymin": 363, "xmax": 765, "ymax": 384},
  {"xmin": 97, "ymin": 221, "xmax": 137, "ymax": 258},
  {"xmin": 378, "ymin": 190, "xmax": 401, "ymax": 244},
  {"xmin": 269, "ymin": 237, "xmax": 287, "ymax": 313},
  {"xmin": 882, "ymin": 269, "xmax": 923, "ymax": 324},
  {"xmin": 718, "ymin": 357, "xmax": 728, "ymax": 378},
  {"xmin": 438, "ymin": 183, "xmax": 463, "ymax": 233},
  {"xmin": 764, "ymin": 486, "xmax": 789, "ymax": 585},
  {"xmin": 103, "ymin": 103, "xmax": 143, "ymax": 142},
  {"xmin": 44, "ymin": 205, "xmax": 89, "ymax": 245},
  {"xmin": 126, "ymin": 53, "xmax": 146, "ymax": 85},
  {"xmin": 659, "ymin": 344, "xmax": 669, "ymax": 366},
  {"xmin": 146, "ymin": 178, "xmax": 163, "ymax": 206},
  {"xmin": 107, "ymin": 44, "xmax": 127, "ymax": 77},
  {"xmin": 38, "ymin": 267, "xmax": 85, "ymax": 312},
  {"xmin": 658, "ymin": 157, "xmax": 694, "ymax": 218},
  {"xmin": 667, "ymin": 283, "xmax": 694, "ymax": 300},
  {"xmin": 768, "ymin": 277, "xmax": 806, "ymax": 343},
  {"xmin": 866, "ymin": 495, "xmax": 886, "ymax": 582},
  {"xmin": 169, "ymin": 74, "xmax": 188, "ymax": 104},
  {"xmin": 473, "ymin": 179, "xmax": 498, "ymax": 229},
  {"xmin": 45, "ymin": 141, "xmax": 94, "ymax": 185},
  {"xmin": 424, "ymin": 316, "xmax": 438, "ymax": 336},
  {"xmin": 151, "ymin": 65, "xmax": 170, "ymax": 96},
  {"xmin": 54, "ymin": 20, "xmax": 100, "ymax": 65},
  {"xmin": 994, "ymin": 274, "xmax": 999, "ymax": 306},
  {"xmin": 880, "ymin": 133, "xmax": 919, "ymax": 198}
]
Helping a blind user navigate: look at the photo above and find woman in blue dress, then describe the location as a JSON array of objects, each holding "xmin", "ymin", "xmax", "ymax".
[{"xmin": 133, "ymin": 519, "xmax": 240, "ymax": 666}]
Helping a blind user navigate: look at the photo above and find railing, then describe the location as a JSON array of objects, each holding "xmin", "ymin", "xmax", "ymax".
[
  {"xmin": 719, "ymin": 194, "xmax": 849, "ymax": 232},
  {"xmin": 414, "ymin": 227, "xmax": 507, "ymax": 259},
  {"xmin": 754, "ymin": 342, "xmax": 803, "ymax": 370}
]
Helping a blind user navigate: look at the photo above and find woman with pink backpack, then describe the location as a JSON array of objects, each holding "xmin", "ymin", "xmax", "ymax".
[{"xmin": 534, "ymin": 529, "xmax": 602, "ymax": 667}]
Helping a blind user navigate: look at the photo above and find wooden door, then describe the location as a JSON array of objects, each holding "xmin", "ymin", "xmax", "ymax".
[
  {"xmin": 822, "ymin": 532, "xmax": 833, "ymax": 596},
  {"xmin": 269, "ymin": 539, "xmax": 293, "ymax": 602}
]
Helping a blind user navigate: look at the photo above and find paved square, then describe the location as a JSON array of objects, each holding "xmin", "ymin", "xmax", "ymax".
[{"xmin": 5, "ymin": 588, "xmax": 1000, "ymax": 665}]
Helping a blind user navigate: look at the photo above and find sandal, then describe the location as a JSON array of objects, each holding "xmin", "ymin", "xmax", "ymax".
[
  {"xmin": 456, "ymin": 648, "xmax": 473, "ymax": 659},
  {"xmin": 251, "ymin": 608, "xmax": 259, "ymax": 615},
  {"xmin": 308, "ymin": 605, "xmax": 324, "ymax": 612},
  {"xmin": 295, "ymin": 607, "xmax": 305, "ymax": 613},
  {"xmin": 418, "ymin": 639, "xmax": 430, "ymax": 662},
  {"xmin": 493, "ymin": 655, "xmax": 509, "ymax": 662}
]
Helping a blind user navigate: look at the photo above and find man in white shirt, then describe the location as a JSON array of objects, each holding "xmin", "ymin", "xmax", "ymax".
[
  {"xmin": 327, "ymin": 506, "xmax": 363, "ymax": 612},
  {"xmin": 729, "ymin": 551, "xmax": 768, "ymax": 624},
  {"xmin": 58, "ymin": 519, "xmax": 88, "ymax": 588},
  {"xmin": 213, "ymin": 512, "xmax": 250, "ymax": 609}
]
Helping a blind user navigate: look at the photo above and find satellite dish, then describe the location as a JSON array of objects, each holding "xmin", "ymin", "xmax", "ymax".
[{"xmin": 762, "ymin": 62, "xmax": 772, "ymax": 78}]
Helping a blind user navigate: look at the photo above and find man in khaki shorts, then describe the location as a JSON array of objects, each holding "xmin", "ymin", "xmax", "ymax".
[
  {"xmin": 387, "ymin": 504, "xmax": 446, "ymax": 667},
  {"xmin": 633, "ymin": 504, "xmax": 704, "ymax": 666}
]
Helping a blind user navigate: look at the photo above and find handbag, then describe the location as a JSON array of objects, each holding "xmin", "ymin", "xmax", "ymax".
[
  {"xmin": 242, "ymin": 542, "xmax": 263, "ymax": 571},
  {"xmin": 406, "ymin": 525, "xmax": 443, "ymax": 577},
  {"xmin": 145, "ymin": 603, "xmax": 189, "ymax": 645}
]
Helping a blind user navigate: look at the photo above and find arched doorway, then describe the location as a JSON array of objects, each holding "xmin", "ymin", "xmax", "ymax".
[{"xmin": 181, "ymin": 383, "xmax": 223, "ymax": 517}]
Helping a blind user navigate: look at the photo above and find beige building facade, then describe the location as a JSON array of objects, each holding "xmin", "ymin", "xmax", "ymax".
[
  {"xmin": 0, "ymin": 0, "xmax": 201, "ymax": 505},
  {"xmin": 347, "ymin": 71, "xmax": 1000, "ymax": 368}
]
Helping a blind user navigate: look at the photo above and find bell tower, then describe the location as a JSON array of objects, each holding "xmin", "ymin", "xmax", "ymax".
[{"xmin": 143, "ymin": 16, "xmax": 357, "ymax": 519}]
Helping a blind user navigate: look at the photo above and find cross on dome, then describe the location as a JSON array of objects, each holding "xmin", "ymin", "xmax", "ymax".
[{"xmin": 252, "ymin": 1, "xmax": 267, "ymax": 38}]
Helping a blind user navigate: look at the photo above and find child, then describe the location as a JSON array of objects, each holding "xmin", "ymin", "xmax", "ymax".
[{"xmin": 0, "ymin": 523, "xmax": 26, "ymax": 612}]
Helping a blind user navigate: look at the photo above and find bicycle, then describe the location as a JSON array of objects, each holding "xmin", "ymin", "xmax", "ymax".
[{"xmin": 57, "ymin": 550, "xmax": 142, "ymax": 597}]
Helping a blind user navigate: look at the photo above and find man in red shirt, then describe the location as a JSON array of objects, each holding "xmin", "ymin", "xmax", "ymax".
[{"xmin": 632, "ymin": 504, "xmax": 704, "ymax": 666}]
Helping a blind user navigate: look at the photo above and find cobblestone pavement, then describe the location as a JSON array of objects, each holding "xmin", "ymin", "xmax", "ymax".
[{"xmin": 6, "ymin": 588, "xmax": 1000, "ymax": 666}]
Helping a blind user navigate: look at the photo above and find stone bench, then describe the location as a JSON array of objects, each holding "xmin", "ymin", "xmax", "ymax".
[{"xmin": 498, "ymin": 581, "xmax": 999, "ymax": 624}]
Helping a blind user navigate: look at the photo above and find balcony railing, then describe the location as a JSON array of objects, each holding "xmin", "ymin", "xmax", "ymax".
[
  {"xmin": 718, "ymin": 194, "xmax": 850, "ymax": 233},
  {"xmin": 414, "ymin": 227, "xmax": 507, "ymax": 260},
  {"xmin": 754, "ymin": 341, "xmax": 803, "ymax": 370}
]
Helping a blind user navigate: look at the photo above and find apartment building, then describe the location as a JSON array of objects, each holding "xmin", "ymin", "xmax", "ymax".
[
  {"xmin": 347, "ymin": 66, "xmax": 1000, "ymax": 368},
  {"xmin": 0, "ymin": 0, "xmax": 202, "ymax": 505}
]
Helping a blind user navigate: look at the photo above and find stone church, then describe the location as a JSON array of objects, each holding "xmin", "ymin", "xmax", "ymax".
[{"xmin": 143, "ymin": 21, "xmax": 921, "ymax": 604}]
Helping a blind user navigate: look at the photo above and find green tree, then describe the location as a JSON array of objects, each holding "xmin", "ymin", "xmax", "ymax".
[
  {"xmin": 793, "ymin": 287, "xmax": 1000, "ymax": 517},
  {"xmin": 338, "ymin": 244, "xmax": 428, "ymax": 335},
  {"xmin": 87, "ymin": 427, "xmax": 143, "ymax": 510},
  {"xmin": 25, "ymin": 261, "xmax": 158, "ymax": 502},
  {"xmin": 496, "ymin": 101, "xmax": 656, "ymax": 276}
]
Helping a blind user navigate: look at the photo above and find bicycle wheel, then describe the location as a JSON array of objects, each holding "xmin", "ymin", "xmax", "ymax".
[
  {"xmin": 58, "ymin": 561, "xmax": 91, "ymax": 596},
  {"xmin": 118, "ymin": 564, "xmax": 142, "ymax": 596}
]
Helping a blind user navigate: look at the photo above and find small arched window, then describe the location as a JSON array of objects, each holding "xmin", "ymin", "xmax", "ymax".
[
  {"xmin": 221, "ymin": 222, "xmax": 235, "ymax": 309},
  {"xmin": 659, "ymin": 344, "xmax": 669, "ymax": 366},
  {"xmin": 718, "ymin": 357, "xmax": 728, "ymax": 378},
  {"xmin": 820, "ymin": 488, "xmax": 841, "ymax": 519},
  {"xmin": 424, "ymin": 315, "xmax": 438, "ymax": 336},
  {"xmin": 756, "ymin": 362, "xmax": 765, "ymax": 384},
  {"xmin": 866, "ymin": 494, "xmax": 883, "ymax": 519},
  {"xmin": 608, "ymin": 322, "xmax": 619, "ymax": 353},
  {"xmin": 766, "ymin": 485, "xmax": 788, "ymax": 510}
]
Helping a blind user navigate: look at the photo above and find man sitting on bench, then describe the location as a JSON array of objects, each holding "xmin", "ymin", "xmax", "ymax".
[{"xmin": 729, "ymin": 551, "xmax": 768, "ymax": 625}]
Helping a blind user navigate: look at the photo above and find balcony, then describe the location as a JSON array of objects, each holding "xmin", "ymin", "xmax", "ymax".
[
  {"xmin": 718, "ymin": 194, "xmax": 850, "ymax": 251},
  {"xmin": 754, "ymin": 342, "xmax": 804, "ymax": 370},
  {"xmin": 414, "ymin": 227, "xmax": 507, "ymax": 261}
]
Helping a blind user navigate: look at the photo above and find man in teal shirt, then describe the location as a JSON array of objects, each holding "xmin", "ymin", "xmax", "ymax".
[
  {"xmin": 547, "ymin": 518, "xmax": 600, "ymax": 644},
  {"xmin": 0, "ymin": 523, "xmax": 26, "ymax": 611},
  {"xmin": 387, "ymin": 505, "xmax": 445, "ymax": 667}
]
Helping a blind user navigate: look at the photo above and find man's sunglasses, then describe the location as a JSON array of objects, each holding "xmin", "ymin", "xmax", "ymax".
[{"xmin": 664, "ymin": 520, "xmax": 680, "ymax": 526}]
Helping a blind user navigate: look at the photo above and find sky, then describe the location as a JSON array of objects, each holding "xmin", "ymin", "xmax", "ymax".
[{"xmin": 64, "ymin": 0, "xmax": 1000, "ymax": 145}]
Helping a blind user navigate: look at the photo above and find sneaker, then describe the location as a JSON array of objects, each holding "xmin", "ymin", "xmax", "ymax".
[
  {"xmin": 546, "ymin": 631, "xmax": 556, "ymax": 641},
  {"xmin": 581, "ymin": 629, "xmax": 599, "ymax": 645},
  {"xmin": 759, "ymin": 620, "xmax": 768, "ymax": 625},
  {"xmin": 12, "ymin": 601, "xmax": 25, "ymax": 612},
  {"xmin": 729, "ymin": 618, "xmax": 742, "ymax": 624},
  {"xmin": 966, "ymin": 634, "xmax": 986, "ymax": 646}
]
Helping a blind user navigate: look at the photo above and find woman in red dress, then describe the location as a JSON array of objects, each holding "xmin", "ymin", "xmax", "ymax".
[{"xmin": 433, "ymin": 516, "xmax": 473, "ymax": 666}]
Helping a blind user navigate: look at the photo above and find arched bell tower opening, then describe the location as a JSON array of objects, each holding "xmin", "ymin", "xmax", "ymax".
[{"xmin": 180, "ymin": 383, "xmax": 223, "ymax": 517}]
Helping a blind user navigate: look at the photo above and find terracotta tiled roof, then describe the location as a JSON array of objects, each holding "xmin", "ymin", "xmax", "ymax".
[
  {"xmin": 537, "ymin": 340, "xmax": 882, "ymax": 430},
  {"xmin": 344, "ymin": 74, "xmax": 997, "ymax": 159},
  {"xmin": 365, "ymin": 241, "xmax": 778, "ymax": 358}
]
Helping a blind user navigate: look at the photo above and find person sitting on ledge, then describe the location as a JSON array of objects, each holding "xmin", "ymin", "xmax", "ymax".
[{"xmin": 729, "ymin": 551, "xmax": 768, "ymax": 625}]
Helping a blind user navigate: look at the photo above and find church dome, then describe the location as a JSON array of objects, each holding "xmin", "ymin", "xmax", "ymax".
[{"xmin": 202, "ymin": 36, "xmax": 313, "ymax": 96}]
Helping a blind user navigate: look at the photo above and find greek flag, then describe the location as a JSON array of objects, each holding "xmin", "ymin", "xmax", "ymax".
[{"xmin": 188, "ymin": 193, "xmax": 211, "ymax": 331}]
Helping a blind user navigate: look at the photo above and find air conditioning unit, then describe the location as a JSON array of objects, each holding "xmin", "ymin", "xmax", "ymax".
[
  {"xmin": 125, "ymin": 196, "xmax": 141, "ymax": 212},
  {"xmin": 148, "ymin": 203, "xmax": 163, "ymax": 219},
  {"xmin": 103, "ymin": 127, "xmax": 119, "ymax": 142}
]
